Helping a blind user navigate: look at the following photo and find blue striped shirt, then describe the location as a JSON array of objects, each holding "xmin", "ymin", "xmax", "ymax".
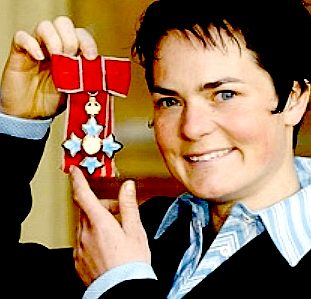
[{"xmin": 0, "ymin": 111, "xmax": 51, "ymax": 139}]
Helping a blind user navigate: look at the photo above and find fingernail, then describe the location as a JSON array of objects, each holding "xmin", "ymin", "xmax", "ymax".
[
  {"xmin": 85, "ymin": 49, "xmax": 97, "ymax": 60},
  {"xmin": 124, "ymin": 180, "xmax": 135, "ymax": 194},
  {"xmin": 35, "ymin": 50, "xmax": 45, "ymax": 60}
]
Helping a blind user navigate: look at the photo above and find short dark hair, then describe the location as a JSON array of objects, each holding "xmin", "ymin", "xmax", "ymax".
[{"xmin": 132, "ymin": 0, "xmax": 311, "ymax": 146}]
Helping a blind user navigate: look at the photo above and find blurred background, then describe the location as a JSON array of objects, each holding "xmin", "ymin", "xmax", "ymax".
[{"xmin": 0, "ymin": 0, "xmax": 310, "ymax": 248}]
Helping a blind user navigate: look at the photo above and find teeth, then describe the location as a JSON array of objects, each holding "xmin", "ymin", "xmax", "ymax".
[{"xmin": 189, "ymin": 149, "xmax": 231, "ymax": 162}]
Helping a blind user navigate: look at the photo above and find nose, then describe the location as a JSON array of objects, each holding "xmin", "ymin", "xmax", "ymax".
[{"xmin": 180, "ymin": 101, "xmax": 217, "ymax": 140}]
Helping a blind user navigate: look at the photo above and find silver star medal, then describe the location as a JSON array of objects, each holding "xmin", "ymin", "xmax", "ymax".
[{"xmin": 63, "ymin": 92, "xmax": 123, "ymax": 174}]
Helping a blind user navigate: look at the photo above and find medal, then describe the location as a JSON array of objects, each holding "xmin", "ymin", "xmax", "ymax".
[{"xmin": 51, "ymin": 54, "xmax": 131, "ymax": 178}]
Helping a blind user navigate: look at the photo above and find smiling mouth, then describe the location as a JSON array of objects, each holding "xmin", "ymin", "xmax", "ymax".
[{"xmin": 186, "ymin": 148, "xmax": 232, "ymax": 162}]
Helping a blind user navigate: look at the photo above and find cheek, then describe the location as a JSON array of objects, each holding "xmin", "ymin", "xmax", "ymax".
[
  {"xmin": 227, "ymin": 112, "xmax": 263, "ymax": 139},
  {"xmin": 154, "ymin": 115, "xmax": 181, "ymax": 160},
  {"xmin": 154, "ymin": 121, "xmax": 174, "ymax": 153},
  {"xmin": 153, "ymin": 121, "xmax": 181, "ymax": 177},
  {"xmin": 227, "ymin": 113, "xmax": 281, "ymax": 161}
]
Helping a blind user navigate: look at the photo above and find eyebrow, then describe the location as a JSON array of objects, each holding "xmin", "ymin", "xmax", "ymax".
[
  {"xmin": 151, "ymin": 86, "xmax": 179, "ymax": 96},
  {"xmin": 200, "ymin": 77, "xmax": 243, "ymax": 91},
  {"xmin": 151, "ymin": 77, "xmax": 243, "ymax": 95}
]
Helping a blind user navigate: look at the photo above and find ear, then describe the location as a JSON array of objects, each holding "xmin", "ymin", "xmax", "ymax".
[{"xmin": 283, "ymin": 80, "xmax": 310, "ymax": 126}]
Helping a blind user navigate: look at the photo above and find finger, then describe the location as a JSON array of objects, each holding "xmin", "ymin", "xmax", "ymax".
[
  {"xmin": 74, "ymin": 210, "xmax": 90, "ymax": 255},
  {"xmin": 12, "ymin": 30, "xmax": 45, "ymax": 61},
  {"xmin": 69, "ymin": 165, "xmax": 105, "ymax": 223},
  {"xmin": 34, "ymin": 20, "xmax": 63, "ymax": 55},
  {"xmin": 75, "ymin": 28, "xmax": 98, "ymax": 60},
  {"xmin": 53, "ymin": 16, "xmax": 79, "ymax": 56},
  {"xmin": 74, "ymin": 208, "xmax": 82, "ymax": 250},
  {"xmin": 118, "ymin": 180, "xmax": 142, "ymax": 233}
]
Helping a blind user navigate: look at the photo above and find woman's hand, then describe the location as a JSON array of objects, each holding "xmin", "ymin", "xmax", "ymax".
[
  {"xmin": 69, "ymin": 165, "xmax": 151, "ymax": 286},
  {"xmin": 0, "ymin": 16, "xmax": 98, "ymax": 119}
]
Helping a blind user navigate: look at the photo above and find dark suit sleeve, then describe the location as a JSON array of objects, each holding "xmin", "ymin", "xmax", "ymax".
[
  {"xmin": 0, "ymin": 131, "xmax": 49, "ymax": 246},
  {"xmin": 99, "ymin": 279, "xmax": 164, "ymax": 298}
]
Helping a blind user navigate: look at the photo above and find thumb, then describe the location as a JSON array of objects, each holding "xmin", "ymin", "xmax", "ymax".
[{"xmin": 118, "ymin": 180, "xmax": 141, "ymax": 234}]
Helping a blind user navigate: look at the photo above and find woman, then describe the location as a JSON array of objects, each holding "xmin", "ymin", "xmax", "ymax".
[
  {"xmin": 71, "ymin": 0, "xmax": 311, "ymax": 298},
  {"xmin": 2, "ymin": 0, "xmax": 310, "ymax": 298}
]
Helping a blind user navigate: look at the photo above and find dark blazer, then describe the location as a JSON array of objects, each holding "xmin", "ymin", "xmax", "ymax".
[
  {"xmin": 3, "ymin": 132, "xmax": 310, "ymax": 298},
  {"xmin": 104, "ymin": 196, "xmax": 311, "ymax": 298},
  {"xmin": 2, "ymin": 132, "xmax": 85, "ymax": 299}
]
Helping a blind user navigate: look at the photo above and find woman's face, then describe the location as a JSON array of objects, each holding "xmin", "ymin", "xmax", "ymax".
[{"xmin": 151, "ymin": 31, "xmax": 298, "ymax": 209}]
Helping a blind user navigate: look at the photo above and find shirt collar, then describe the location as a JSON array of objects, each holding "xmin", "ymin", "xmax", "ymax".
[
  {"xmin": 254, "ymin": 156, "xmax": 311, "ymax": 266},
  {"xmin": 155, "ymin": 156, "xmax": 311, "ymax": 267},
  {"xmin": 154, "ymin": 193, "xmax": 209, "ymax": 239}
]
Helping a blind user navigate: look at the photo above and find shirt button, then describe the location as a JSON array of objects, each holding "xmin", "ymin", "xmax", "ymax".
[{"xmin": 220, "ymin": 247, "xmax": 230, "ymax": 257}]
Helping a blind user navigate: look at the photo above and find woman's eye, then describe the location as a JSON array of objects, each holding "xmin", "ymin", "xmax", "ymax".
[
  {"xmin": 215, "ymin": 91, "xmax": 236, "ymax": 102},
  {"xmin": 156, "ymin": 97, "xmax": 180, "ymax": 108}
]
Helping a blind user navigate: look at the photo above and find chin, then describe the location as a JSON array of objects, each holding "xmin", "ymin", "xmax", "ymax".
[
  {"xmin": 186, "ymin": 184, "xmax": 222, "ymax": 200},
  {"xmin": 189, "ymin": 178, "xmax": 239, "ymax": 200}
]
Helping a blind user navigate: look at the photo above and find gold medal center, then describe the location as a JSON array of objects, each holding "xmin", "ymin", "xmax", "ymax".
[{"xmin": 82, "ymin": 136, "xmax": 102, "ymax": 155}]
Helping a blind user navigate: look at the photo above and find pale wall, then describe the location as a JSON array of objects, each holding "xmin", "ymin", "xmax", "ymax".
[{"xmin": 0, "ymin": 0, "xmax": 74, "ymax": 248}]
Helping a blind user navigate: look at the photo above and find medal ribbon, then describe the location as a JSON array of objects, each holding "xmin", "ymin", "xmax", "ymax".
[{"xmin": 51, "ymin": 54, "xmax": 131, "ymax": 178}]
